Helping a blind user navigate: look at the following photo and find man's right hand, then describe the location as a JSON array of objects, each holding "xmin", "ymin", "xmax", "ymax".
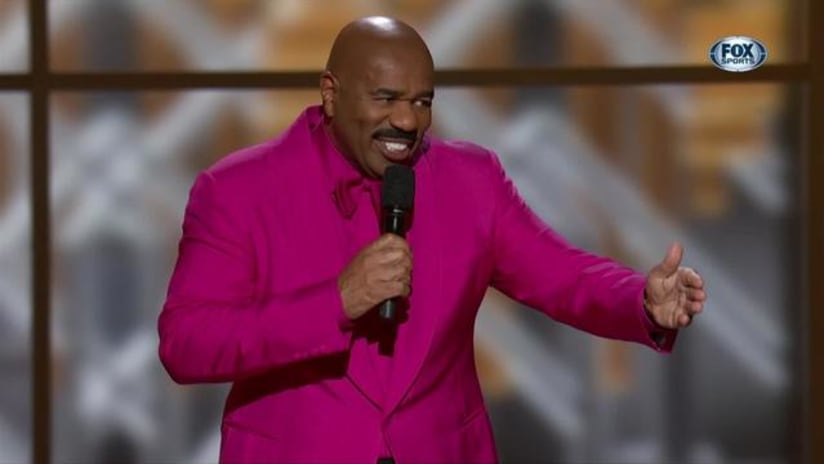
[{"xmin": 338, "ymin": 233, "xmax": 413, "ymax": 320}]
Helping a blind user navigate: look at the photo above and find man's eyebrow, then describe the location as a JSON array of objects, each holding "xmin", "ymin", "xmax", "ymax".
[
  {"xmin": 370, "ymin": 88, "xmax": 435, "ymax": 99},
  {"xmin": 371, "ymin": 88, "xmax": 403, "ymax": 97}
]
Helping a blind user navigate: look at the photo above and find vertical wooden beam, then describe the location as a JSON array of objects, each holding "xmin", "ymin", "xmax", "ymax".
[
  {"xmin": 808, "ymin": 0, "xmax": 824, "ymax": 460},
  {"xmin": 29, "ymin": 0, "xmax": 50, "ymax": 463}
]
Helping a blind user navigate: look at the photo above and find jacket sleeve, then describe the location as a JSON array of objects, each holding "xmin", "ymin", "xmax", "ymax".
[
  {"xmin": 158, "ymin": 172, "xmax": 353, "ymax": 384},
  {"xmin": 485, "ymin": 150, "xmax": 676, "ymax": 352}
]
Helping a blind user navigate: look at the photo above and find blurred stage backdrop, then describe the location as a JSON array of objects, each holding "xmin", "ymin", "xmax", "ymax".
[{"xmin": 0, "ymin": 0, "xmax": 805, "ymax": 463}]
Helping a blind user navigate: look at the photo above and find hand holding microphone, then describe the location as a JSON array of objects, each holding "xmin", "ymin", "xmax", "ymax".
[{"xmin": 337, "ymin": 165, "xmax": 415, "ymax": 322}]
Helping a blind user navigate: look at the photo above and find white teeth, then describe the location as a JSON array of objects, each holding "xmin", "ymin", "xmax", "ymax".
[{"xmin": 384, "ymin": 142, "xmax": 407, "ymax": 152}]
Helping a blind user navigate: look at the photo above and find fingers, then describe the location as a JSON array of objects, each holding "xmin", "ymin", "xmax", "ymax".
[
  {"xmin": 675, "ymin": 301, "xmax": 704, "ymax": 328},
  {"xmin": 674, "ymin": 295, "xmax": 705, "ymax": 328},
  {"xmin": 652, "ymin": 291, "xmax": 705, "ymax": 329},
  {"xmin": 653, "ymin": 241, "xmax": 683, "ymax": 277},
  {"xmin": 376, "ymin": 233, "xmax": 410, "ymax": 250},
  {"xmin": 371, "ymin": 243, "xmax": 412, "ymax": 291},
  {"xmin": 680, "ymin": 267, "xmax": 703, "ymax": 289},
  {"xmin": 391, "ymin": 279, "xmax": 412, "ymax": 298},
  {"xmin": 680, "ymin": 269, "xmax": 706, "ymax": 314},
  {"xmin": 375, "ymin": 248, "xmax": 412, "ymax": 267},
  {"xmin": 374, "ymin": 233, "xmax": 413, "ymax": 261},
  {"xmin": 375, "ymin": 270, "xmax": 412, "ymax": 301},
  {"xmin": 381, "ymin": 262, "xmax": 412, "ymax": 286},
  {"xmin": 364, "ymin": 235, "xmax": 411, "ymax": 265},
  {"xmin": 686, "ymin": 288, "xmax": 706, "ymax": 302}
]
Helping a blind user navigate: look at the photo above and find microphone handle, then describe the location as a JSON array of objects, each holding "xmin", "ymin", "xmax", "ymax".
[
  {"xmin": 380, "ymin": 207, "xmax": 406, "ymax": 322},
  {"xmin": 379, "ymin": 298, "xmax": 397, "ymax": 321}
]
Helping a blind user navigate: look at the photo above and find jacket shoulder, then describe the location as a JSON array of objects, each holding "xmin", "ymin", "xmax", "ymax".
[
  {"xmin": 200, "ymin": 122, "xmax": 315, "ymax": 196},
  {"xmin": 431, "ymin": 139, "xmax": 495, "ymax": 160},
  {"xmin": 426, "ymin": 138, "xmax": 503, "ymax": 181}
]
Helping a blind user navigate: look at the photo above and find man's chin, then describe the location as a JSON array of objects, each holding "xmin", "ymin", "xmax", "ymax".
[
  {"xmin": 360, "ymin": 157, "xmax": 388, "ymax": 179},
  {"xmin": 374, "ymin": 161, "xmax": 392, "ymax": 179}
]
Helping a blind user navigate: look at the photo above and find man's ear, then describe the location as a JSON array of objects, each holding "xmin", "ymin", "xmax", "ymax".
[{"xmin": 320, "ymin": 71, "xmax": 337, "ymax": 118}]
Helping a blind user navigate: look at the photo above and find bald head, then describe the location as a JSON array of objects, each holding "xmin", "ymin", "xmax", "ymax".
[
  {"xmin": 326, "ymin": 17, "xmax": 433, "ymax": 77},
  {"xmin": 319, "ymin": 17, "xmax": 435, "ymax": 179}
]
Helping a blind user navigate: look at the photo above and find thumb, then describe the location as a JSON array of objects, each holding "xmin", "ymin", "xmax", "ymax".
[{"xmin": 654, "ymin": 242, "xmax": 683, "ymax": 277}]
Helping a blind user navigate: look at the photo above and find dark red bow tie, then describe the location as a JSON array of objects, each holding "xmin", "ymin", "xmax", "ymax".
[{"xmin": 333, "ymin": 176, "xmax": 380, "ymax": 220}]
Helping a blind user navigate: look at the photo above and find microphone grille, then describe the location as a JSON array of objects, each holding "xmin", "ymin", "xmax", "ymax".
[{"xmin": 382, "ymin": 165, "xmax": 415, "ymax": 210}]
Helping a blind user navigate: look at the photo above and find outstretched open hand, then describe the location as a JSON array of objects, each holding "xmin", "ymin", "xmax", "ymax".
[{"xmin": 644, "ymin": 242, "xmax": 706, "ymax": 329}]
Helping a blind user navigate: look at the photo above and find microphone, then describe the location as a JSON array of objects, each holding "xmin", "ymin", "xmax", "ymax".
[{"xmin": 379, "ymin": 165, "xmax": 415, "ymax": 322}]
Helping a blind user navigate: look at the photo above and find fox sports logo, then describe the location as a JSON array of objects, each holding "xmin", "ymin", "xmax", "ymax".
[{"xmin": 709, "ymin": 36, "xmax": 768, "ymax": 72}]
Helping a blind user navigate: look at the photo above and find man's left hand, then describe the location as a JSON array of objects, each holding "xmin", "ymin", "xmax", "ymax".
[{"xmin": 644, "ymin": 242, "xmax": 706, "ymax": 329}]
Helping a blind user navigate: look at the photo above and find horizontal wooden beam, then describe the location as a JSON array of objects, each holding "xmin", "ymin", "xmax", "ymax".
[
  {"xmin": 0, "ymin": 64, "xmax": 811, "ymax": 91},
  {"xmin": 0, "ymin": 74, "xmax": 30, "ymax": 90}
]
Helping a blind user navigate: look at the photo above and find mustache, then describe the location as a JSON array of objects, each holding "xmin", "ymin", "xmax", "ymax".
[{"xmin": 372, "ymin": 128, "xmax": 417, "ymax": 143}]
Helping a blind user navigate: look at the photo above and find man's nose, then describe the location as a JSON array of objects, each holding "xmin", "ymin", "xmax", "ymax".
[{"xmin": 389, "ymin": 101, "xmax": 417, "ymax": 133}]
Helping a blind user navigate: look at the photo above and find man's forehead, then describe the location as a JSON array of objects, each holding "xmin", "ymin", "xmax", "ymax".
[
  {"xmin": 359, "ymin": 70, "xmax": 432, "ymax": 99},
  {"xmin": 360, "ymin": 51, "xmax": 432, "ymax": 80}
]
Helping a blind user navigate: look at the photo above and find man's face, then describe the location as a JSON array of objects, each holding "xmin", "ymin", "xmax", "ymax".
[{"xmin": 325, "ymin": 48, "xmax": 434, "ymax": 178}]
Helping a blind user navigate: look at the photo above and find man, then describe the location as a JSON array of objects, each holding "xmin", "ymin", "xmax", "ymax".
[{"xmin": 158, "ymin": 16, "xmax": 706, "ymax": 464}]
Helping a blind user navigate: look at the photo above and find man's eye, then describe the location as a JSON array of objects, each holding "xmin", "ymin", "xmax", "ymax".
[
  {"xmin": 414, "ymin": 99, "xmax": 433, "ymax": 108},
  {"xmin": 374, "ymin": 96, "xmax": 394, "ymax": 103}
]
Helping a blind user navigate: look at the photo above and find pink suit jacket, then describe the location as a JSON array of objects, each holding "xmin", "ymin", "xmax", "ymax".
[{"xmin": 159, "ymin": 106, "xmax": 674, "ymax": 463}]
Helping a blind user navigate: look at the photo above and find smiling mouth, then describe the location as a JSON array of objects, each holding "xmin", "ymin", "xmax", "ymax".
[{"xmin": 374, "ymin": 137, "xmax": 414, "ymax": 162}]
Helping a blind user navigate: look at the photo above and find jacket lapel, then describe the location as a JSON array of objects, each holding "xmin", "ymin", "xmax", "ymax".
[
  {"xmin": 317, "ymin": 190, "xmax": 386, "ymax": 409},
  {"xmin": 286, "ymin": 111, "xmax": 386, "ymax": 409},
  {"xmin": 342, "ymin": 191, "xmax": 386, "ymax": 409}
]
